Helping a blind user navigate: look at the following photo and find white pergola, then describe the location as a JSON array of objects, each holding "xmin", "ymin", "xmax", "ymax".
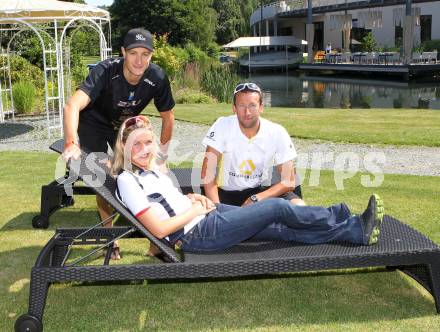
[{"xmin": 0, "ymin": 0, "xmax": 112, "ymax": 137}]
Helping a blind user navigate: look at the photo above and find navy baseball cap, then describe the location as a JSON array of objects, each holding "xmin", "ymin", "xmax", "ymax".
[{"xmin": 123, "ymin": 28, "xmax": 154, "ymax": 51}]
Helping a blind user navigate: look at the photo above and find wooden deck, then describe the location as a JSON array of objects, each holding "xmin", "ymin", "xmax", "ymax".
[{"xmin": 298, "ymin": 63, "xmax": 440, "ymax": 80}]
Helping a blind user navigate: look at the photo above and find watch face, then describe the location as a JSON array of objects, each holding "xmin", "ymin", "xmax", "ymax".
[{"xmin": 250, "ymin": 195, "xmax": 258, "ymax": 202}]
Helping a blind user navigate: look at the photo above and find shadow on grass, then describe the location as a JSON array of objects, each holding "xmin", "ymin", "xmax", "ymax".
[
  {"xmin": 2, "ymin": 244, "xmax": 438, "ymax": 331},
  {"xmin": 2, "ymin": 209, "xmax": 438, "ymax": 330},
  {"xmin": 0, "ymin": 122, "xmax": 34, "ymax": 140}
]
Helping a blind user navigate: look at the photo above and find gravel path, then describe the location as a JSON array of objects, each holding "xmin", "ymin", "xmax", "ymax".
[{"xmin": 1, "ymin": 115, "xmax": 439, "ymax": 176}]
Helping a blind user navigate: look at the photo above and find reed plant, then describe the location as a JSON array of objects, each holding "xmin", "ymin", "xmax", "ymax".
[
  {"xmin": 12, "ymin": 81, "xmax": 37, "ymax": 114},
  {"xmin": 173, "ymin": 61, "xmax": 240, "ymax": 104},
  {"xmin": 200, "ymin": 64, "xmax": 240, "ymax": 103},
  {"xmin": 174, "ymin": 62, "xmax": 201, "ymax": 90}
]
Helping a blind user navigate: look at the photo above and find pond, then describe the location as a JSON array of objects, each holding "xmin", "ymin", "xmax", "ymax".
[{"xmin": 246, "ymin": 74, "xmax": 440, "ymax": 109}]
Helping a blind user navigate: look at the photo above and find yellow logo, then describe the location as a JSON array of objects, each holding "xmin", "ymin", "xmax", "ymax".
[{"xmin": 239, "ymin": 160, "xmax": 256, "ymax": 175}]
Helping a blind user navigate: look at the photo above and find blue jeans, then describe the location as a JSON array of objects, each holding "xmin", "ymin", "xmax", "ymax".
[{"xmin": 180, "ymin": 198, "xmax": 365, "ymax": 253}]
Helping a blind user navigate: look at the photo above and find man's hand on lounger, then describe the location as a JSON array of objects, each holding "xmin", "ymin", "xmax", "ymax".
[{"xmin": 62, "ymin": 141, "xmax": 81, "ymax": 161}]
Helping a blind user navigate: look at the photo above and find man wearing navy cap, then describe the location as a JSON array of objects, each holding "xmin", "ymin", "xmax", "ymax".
[{"xmin": 62, "ymin": 28, "xmax": 175, "ymax": 259}]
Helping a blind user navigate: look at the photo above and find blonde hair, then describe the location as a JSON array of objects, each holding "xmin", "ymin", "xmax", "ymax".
[{"xmin": 111, "ymin": 116, "xmax": 158, "ymax": 176}]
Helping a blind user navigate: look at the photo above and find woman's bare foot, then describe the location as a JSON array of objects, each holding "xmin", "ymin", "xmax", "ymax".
[
  {"xmin": 111, "ymin": 241, "xmax": 121, "ymax": 260},
  {"xmin": 146, "ymin": 243, "xmax": 161, "ymax": 257}
]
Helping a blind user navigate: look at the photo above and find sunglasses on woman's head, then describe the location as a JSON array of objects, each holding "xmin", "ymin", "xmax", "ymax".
[
  {"xmin": 120, "ymin": 116, "xmax": 151, "ymax": 141},
  {"xmin": 233, "ymin": 83, "xmax": 261, "ymax": 95}
]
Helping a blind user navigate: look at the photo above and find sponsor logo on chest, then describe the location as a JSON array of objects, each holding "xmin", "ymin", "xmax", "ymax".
[{"xmin": 143, "ymin": 78, "xmax": 156, "ymax": 87}]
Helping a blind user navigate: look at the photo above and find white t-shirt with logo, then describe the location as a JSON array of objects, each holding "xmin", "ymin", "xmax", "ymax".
[
  {"xmin": 116, "ymin": 169, "xmax": 202, "ymax": 237},
  {"xmin": 202, "ymin": 115, "xmax": 297, "ymax": 191}
]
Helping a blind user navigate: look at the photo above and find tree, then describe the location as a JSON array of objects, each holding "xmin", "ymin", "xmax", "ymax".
[
  {"xmin": 213, "ymin": 0, "xmax": 242, "ymax": 45},
  {"xmin": 237, "ymin": 0, "xmax": 261, "ymax": 36},
  {"xmin": 110, "ymin": 0, "xmax": 217, "ymax": 50},
  {"xmin": 110, "ymin": 0, "xmax": 267, "ymax": 49},
  {"xmin": 70, "ymin": 27, "xmax": 100, "ymax": 56},
  {"xmin": 361, "ymin": 32, "xmax": 377, "ymax": 52}
]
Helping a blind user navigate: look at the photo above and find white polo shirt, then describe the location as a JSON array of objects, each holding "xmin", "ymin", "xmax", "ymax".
[
  {"xmin": 202, "ymin": 115, "xmax": 297, "ymax": 191},
  {"xmin": 116, "ymin": 169, "xmax": 202, "ymax": 236}
]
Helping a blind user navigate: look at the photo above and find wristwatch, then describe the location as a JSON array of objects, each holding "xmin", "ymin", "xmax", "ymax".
[{"xmin": 250, "ymin": 194, "xmax": 259, "ymax": 203}]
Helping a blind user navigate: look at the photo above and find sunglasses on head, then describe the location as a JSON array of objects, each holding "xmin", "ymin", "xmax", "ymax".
[
  {"xmin": 233, "ymin": 82, "xmax": 261, "ymax": 95},
  {"xmin": 120, "ymin": 116, "xmax": 151, "ymax": 141}
]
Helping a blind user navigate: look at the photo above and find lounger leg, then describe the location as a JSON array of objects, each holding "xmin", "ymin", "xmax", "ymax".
[
  {"xmin": 15, "ymin": 270, "xmax": 49, "ymax": 332},
  {"xmin": 33, "ymin": 167, "xmax": 96, "ymax": 229},
  {"xmin": 32, "ymin": 179, "xmax": 74, "ymax": 229},
  {"xmin": 28, "ymin": 270, "xmax": 49, "ymax": 323},
  {"xmin": 429, "ymin": 262, "xmax": 440, "ymax": 313},
  {"xmin": 397, "ymin": 261, "xmax": 440, "ymax": 314}
]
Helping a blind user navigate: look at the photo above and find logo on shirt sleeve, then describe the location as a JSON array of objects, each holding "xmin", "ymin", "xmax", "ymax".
[{"xmin": 206, "ymin": 131, "xmax": 215, "ymax": 141}]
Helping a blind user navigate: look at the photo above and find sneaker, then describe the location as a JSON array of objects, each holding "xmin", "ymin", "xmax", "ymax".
[{"xmin": 360, "ymin": 194, "xmax": 384, "ymax": 245}]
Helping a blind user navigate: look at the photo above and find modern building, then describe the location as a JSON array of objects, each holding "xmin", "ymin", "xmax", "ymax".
[{"xmin": 251, "ymin": 0, "xmax": 440, "ymax": 52}]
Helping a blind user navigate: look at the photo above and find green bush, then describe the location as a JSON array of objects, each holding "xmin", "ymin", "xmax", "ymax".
[
  {"xmin": 172, "ymin": 46, "xmax": 190, "ymax": 65},
  {"xmin": 174, "ymin": 88, "xmax": 216, "ymax": 104},
  {"xmin": 204, "ymin": 42, "xmax": 221, "ymax": 58},
  {"xmin": 381, "ymin": 45, "xmax": 399, "ymax": 52},
  {"xmin": 70, "ymin": 53, "xmax": 89, "ymax": 89},
  {"xmin": 12, "ymin": 81, "xmax": 37, "ymax": 114},
  {"xmin": 361, "ymin": 32, "xmax": 377, "ymax": 52},
  {"xmin": 184, "ymin": 42, "xmax": 210, "ymax": 65},
  {"xmin": 70, "ymin": 27, "xmax": 100, "ymax": 57},
  {"xmin": 150, "ymin": 37, "xmax": 237, "ymax": 103},
  {"xmin": 9, "ymin": 31, "xmax": 46, "ymax": 69},
  {"xmin": 152, "ymin": 34, "xmax": 184, "ymax": 79},
  {"xmin": 421, "ymin": 39, "xmax": 440, "ymax": 52},
  {"xmin": 7, "ymin": 55, "xmax": 44, "ymax": 91}
]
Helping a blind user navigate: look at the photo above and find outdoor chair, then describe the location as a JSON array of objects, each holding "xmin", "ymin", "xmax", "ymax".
[
  {"xmin": 421, "ymin": 51, "xmax": 437, "ymax": 64},
  {"xmin": 388, "ymin": 52, "xmax": 401, "ymax": 65},
  {"xmin": 351, "ymin": 52, "xmax": 362, "ymax": 64},
  {"xmin": 15, "ymin": 139, "xmax": 440, "ymax": 332},
  {"xmin": 365, "ymin": 52, "xmax": 378, "ymax": 64},
  {"xmin": 433, "ymin": 50, "xmax": 438, "ymax": 63},
  {"xmin": 339, "ymin": 52, "xmax": 351, "ymax": 64}
]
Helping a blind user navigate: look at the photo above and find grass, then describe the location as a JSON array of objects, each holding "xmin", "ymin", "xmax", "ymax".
[
  {"xmin": 145, "ymin": 104, "xmax": 440, "ymax": 147},
  {"xmin": 81, "ymin": 56, "xmax": 101, "ymax": 65},
  {"xmin": 1, "ymin": 151, "xmax": 440, "ymax": 331}
]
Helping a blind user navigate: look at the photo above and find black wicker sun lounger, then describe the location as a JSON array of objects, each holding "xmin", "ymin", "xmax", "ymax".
[{"xmin": 15, "ymin": 140, "xmax": 440, "ymax": 331}]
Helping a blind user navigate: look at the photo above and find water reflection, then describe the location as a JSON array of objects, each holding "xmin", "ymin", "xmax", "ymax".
[{"xmin": 247, "ymin": 74, "xmax": 440, "ymax": 109}]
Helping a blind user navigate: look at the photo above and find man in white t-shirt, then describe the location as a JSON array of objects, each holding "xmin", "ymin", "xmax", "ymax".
[{"xmin": 201, "ymin": 82, "xmax": 305, "ymax": 206}]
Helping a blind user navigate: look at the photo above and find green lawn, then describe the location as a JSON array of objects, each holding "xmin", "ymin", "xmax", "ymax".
[
  {"xmin": 81, "ymin": 56, "xmax": 101, "ymax": 65},
  {"xmin": 145, "ymin": 104, "xmax": 440, "ymax": 147},
  {"xmin": 1, "ymin": 151, "xmax": 439, "ymax": 331}
]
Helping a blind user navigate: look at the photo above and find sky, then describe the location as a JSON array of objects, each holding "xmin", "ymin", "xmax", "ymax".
[{"xmin": 86, "ymin": 0, "xmax": 114, "ymax": 7}]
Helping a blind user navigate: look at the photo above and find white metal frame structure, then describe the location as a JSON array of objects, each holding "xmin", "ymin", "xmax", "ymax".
[{"xmin": 0, "ymin": 0, "xmax": 111, "ymax": 137}]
